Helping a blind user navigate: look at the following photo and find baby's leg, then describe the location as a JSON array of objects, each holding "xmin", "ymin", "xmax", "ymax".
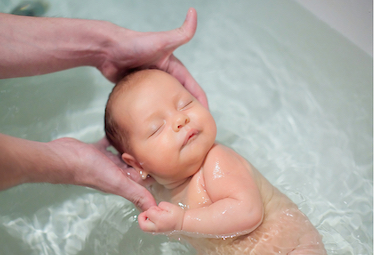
[
  {"xmin": 288, "ymin": 229, "xmax": 327, "ymax": 255},
  {"xmin": 247, "ymin": 207, "xmax": 326, "ymax": 255}
]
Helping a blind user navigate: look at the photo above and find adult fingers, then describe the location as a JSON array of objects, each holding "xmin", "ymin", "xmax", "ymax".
[
  {"xmin": 116, "ymin": 178, "xmax": 157, "ymax": 211},
  {"xmin": 93, "ymin": 168, "xmax": 156, "ymax": 211},
  {"xmin": 161, "ymin": 9, "xmax": 209, "ymax": 108},
  {"xmin": 155, "ymin": 8, "xmax": 197, "ymax": 53},
  {"xmin": 167, "ymin": 55, "xmax": 209, "ymax": 108},
  {"xmin": 176, "ymin": 7, "xmax": 198, "ymax": 45},
  {"xmin": 171, "ymin": 7, "xmax": 197, "ymax": 48}
]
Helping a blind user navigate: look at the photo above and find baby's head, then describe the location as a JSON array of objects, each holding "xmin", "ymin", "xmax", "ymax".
[{"xmin": 105, "ymin": 70, "xmax": 217, "ymax": 188}]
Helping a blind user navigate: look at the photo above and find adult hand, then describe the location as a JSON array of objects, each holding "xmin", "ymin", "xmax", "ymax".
[
  {"xmin": 0, "ymin": 8, "xmax": 208, "ymax": 108},
  {"xmin": 92, "ymin": 137, "xmax": 155, "ymax": 187},
  {"xmin": 48, "ymin": 137, "xmax": 157, "ymax": 211},
  {"xmin": 0, "ymin": 133, "xmax": 156, "ymax": 211},
  {"xmin": 98, "ymin": 8, "xmax": 208, "ymax": 108}
]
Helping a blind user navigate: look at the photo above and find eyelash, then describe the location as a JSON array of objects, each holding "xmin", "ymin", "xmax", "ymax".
[
  {"xmin": 150, "ymin": 125, "xmax": 162, "ymax": 137},
  {"xmin": 182, "ymin": 100, "xmax": 193, "ymax": 109}
]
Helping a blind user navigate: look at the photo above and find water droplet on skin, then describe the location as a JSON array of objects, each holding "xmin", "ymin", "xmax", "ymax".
[
  {"xmin": 178, "ymin": 203, "xmax": 189, "ymax": 210},
  {"xmin": 213, "ymin": 161, "xmax": 224, "ymax": 180}
]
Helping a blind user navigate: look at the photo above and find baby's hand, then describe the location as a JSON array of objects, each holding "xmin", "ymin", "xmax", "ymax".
[{"xmin": 138, "ymin": 201, "xmax": 184, "ymax": 233}]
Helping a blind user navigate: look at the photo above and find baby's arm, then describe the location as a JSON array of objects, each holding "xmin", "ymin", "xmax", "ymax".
[
  {"xmin": 180, "ymin": 147, "xmax": 263, "ymax": 235},
  {"xmin": 139, "ymin": 145, "xmax": 264, "ymax": 235}
]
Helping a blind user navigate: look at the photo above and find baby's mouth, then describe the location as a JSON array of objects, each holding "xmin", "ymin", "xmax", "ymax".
[{"xmin": 183, "ymin": 129, "xmax": 199, "ymax": 146}]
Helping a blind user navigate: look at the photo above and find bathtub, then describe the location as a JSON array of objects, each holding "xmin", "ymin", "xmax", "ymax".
[{"xmin": 0, "ymin": 0, "xmax": 372, "ymax": 254}]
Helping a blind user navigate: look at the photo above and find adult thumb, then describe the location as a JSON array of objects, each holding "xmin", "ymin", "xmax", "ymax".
[{"xmin": 163, "ymin": 8, "xmax": 197, "ymax": 50}]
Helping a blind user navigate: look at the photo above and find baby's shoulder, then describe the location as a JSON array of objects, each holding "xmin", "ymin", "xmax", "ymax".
[
  {"xmin": 204, "ymin": 143, "xmax": 248, "ymax": 171},
  {"xmin": 200, "ymin": 143, "xmax": 264, "ymax": 206},
  {"xmin": 205, "ymin": 143, "xmax": 236, "ymax": 161},
  {"xmin": 202, "ymin": 143, "xmax": 254, "ymax": 181}
]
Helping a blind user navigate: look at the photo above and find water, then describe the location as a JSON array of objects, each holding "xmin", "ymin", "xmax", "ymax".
[{"xmin": 0, "ymin": 0, "xmax": 372, "ymax": 254}]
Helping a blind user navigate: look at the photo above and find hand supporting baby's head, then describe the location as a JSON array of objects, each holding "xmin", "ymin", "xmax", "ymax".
[{"xmin": 104, "ymin": 69, "xmax": 217, "ymax": 189}]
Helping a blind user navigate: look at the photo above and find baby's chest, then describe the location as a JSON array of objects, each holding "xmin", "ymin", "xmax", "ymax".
[{"xmin": 173, "ymin": 171, "xmax": 213, "ymax": 210}]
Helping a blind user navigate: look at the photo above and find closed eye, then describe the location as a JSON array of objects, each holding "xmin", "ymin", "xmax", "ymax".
[
  {"xmin": 181, "ymin": 100, "xmax": 193, "ymax": 110},
  {"xmin": 149, "ymin": 126, "xmax": 161, "ymax": 137},
  {"xmin": 149, "ymin": 122, "xmax": 164, "ymax": 138}
]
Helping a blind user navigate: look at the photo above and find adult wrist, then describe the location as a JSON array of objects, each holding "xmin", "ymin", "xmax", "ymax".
[
  {"xmin": 76, "ymin": 19, "xmax": 116, "ymax": 69},
  {"xmin": 21, "ymin": 139, "xmax": 72, "ymax": 185},
  {"xmin": 0, "ymin": 134, "xmax": 69, "ymax": 190},
  {"xmin": 50, "ymin": 18, "xmax": 114, "ymax": 70},
  {"xmin": 43, "ymin": 138, "xmax": 78, "ymax": 185}
]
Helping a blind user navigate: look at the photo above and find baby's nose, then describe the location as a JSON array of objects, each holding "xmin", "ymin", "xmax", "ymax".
[{"xmin": 173, "ymin": 114, "xmax": 190, "ymax": 132}]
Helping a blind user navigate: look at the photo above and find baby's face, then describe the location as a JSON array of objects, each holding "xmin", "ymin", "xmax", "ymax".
[{"xmin": 113, "ymin": 70, "xmax": 217, "ymax": 188}]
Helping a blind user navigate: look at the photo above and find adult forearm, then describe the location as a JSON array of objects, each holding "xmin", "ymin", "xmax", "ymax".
[
  {"xmin": 0, "ymin": 134, "xmax": 68, "ymax": 190},
  {"xmin": 0, "ymin": 13, "xmax": 112, "ymax": 78},
  {"xmin": 0, "ymin": 134, "xmax": 157, "ymax": 211}
]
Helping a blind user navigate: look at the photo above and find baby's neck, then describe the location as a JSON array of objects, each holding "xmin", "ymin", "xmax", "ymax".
[
  {"xmin": 161, "ymin": 148, "xmax": 213, "ymax": 190},
  {"xmin": 154, "ymin": 145, "xmax": 214, "ymax": 197},
  {"xmin": 163, "ymin": 177, "xmax": 192, "ymax": 190},
  {"xmin": 151, "ymin": 176, "xmax": 193, "ymax": 204}
]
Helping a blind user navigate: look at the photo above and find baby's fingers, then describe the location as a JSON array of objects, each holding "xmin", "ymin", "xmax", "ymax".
[{"xmin": 138, "ymin": 211, "xmax": 157, "ymax": 232}]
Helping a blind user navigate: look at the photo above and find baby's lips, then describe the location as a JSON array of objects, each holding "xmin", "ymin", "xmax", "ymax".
[{"xmin": 183, "ymin": 129, "xmax": 199, "ymax": 146}]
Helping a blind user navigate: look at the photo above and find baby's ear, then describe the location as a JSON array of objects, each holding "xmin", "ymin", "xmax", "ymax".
[
  {"xmin": 122, "ymin": 153, "xmax": 141, "ymax": 170},
  {"xmin": 122, "ymin": 153, "xmax": 150, "ymax": 180}
]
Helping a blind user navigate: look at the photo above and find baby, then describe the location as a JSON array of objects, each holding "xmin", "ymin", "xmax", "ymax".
[{"xmin": 104, "ymin": 69, "xmax": 326, "ymax": 254}]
